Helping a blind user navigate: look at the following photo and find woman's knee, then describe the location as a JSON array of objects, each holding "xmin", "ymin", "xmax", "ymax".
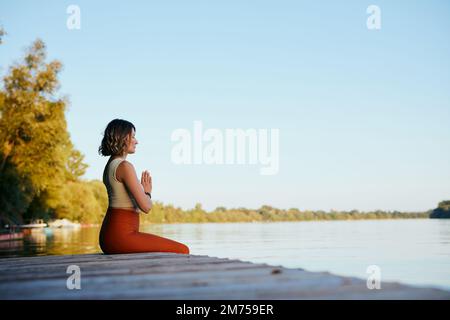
[{"xmin": 179, "ymin": 243, "xmax": 190, "ymax": 254}]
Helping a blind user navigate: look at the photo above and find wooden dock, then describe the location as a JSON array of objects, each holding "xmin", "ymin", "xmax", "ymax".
[{"xmin": 0, "ymin": 253, "xmax": 449, "ymax": 299}]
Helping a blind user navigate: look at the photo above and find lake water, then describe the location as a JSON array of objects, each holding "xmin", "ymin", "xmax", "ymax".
[{"xmin": 1, "ymin": 219, "xmax": 449, "ymax": 291}]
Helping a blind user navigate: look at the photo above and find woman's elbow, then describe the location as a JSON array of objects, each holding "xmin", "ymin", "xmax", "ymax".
[
  {"xmin": 144, "ymin": 206, "xmax": 152, "ymax": 214},
  {"xmin": 142, "ymin": 201, "xmax": 153, "ymax": 214},
  {"xmin": 139, "ymin": 207, "xmax": 151, "ymax": 214}
]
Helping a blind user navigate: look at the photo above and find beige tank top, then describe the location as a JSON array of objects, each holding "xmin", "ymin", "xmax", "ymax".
[{"xmin": 103, "ymin": 157, "xmax": 140, "ymax": 212}]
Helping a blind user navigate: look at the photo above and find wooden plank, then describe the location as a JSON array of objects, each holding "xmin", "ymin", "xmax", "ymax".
[
  {"xmin": 0, "ymin": 256, "xmax": 245, "ymax": 272},
  {"xmin": 0, "ymin": 253, "xmax": 194, "ymax": 269},
  {"xmin": 0, "ymin": 253, "xmax": 449, "ymax": 300},
  {"xmin": 0, "ymin": 261, "xmax": 273, "ymax": 282}
]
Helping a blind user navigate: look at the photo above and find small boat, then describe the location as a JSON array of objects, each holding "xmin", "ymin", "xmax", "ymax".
[
  {"xmin": 47, "ymin": 219, "xmax": 81, "ymax": 228},
  {"xmin": 17, "ymin": 219, "xmax": 47, "ymax": 229},
  {"xmin": 0, "ymin": 232, "xmax": 24, "ymax": 241}
]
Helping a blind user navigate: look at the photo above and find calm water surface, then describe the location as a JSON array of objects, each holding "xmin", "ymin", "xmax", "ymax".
[{"xmin": 1, "ymin": 219, "xmax": 449, "ymax": 290}]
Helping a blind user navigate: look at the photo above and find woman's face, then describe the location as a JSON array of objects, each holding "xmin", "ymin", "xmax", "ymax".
[{"xmin": 125, "ymin": 129, "xmax": 138, "ymax": 154}]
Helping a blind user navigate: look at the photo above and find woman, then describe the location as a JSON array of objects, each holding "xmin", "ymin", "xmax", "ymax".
[{"xmin": 98, "ymin": 119, "xmax": 189, "ymax": 254}]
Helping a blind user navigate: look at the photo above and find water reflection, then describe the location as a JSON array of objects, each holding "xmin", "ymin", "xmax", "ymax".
[
  {"xmin": 0, "ymin": 226, "xmax": 102, "ymax": 257},
  {"xmin": 0, "ymin": 240, "xmax": 23, "ymax": 253}
]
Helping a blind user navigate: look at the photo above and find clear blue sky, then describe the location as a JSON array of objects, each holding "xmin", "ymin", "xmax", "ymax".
[{"xmin": 1, "ymin": 0, "xmax": 449, "ymax": 212}]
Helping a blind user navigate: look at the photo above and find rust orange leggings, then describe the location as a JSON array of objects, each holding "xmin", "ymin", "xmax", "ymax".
[{"xmin": 99, "ymin": 207, "xmax": 189, "ymax": 254}]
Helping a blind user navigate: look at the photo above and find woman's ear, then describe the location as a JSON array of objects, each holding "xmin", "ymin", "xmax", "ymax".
[{"xmin": 125, "ymin": 133, "xmax": 132, "ymax": 144}]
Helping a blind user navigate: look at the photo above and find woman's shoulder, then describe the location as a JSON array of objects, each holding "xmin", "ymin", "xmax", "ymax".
[
  {"xmin": 109, "ymin": 157, "xmax": 133, "ymax": 168},
  {"xmin": 116, "ymin": 159, "xmax": 136, "ymax": 181}
]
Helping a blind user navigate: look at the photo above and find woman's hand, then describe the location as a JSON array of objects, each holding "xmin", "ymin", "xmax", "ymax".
[{"xmin": 141, "ymin": 170, "xmax": 152, "ymax": 194}]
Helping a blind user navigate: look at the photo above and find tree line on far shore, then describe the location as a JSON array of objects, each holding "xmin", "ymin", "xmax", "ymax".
[
  {"xmin": 139, "ymin": 203, "xmax": 432, "ymax": 224},
  {"xmin": 22, "ymin": 184, "xmax": 443, "ymax": 224},
  {"xmin": 0, "ymin": 32, "xmax": 448, "ymax": 226}
]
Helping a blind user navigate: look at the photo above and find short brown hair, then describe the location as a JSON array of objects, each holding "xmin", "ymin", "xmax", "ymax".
[{"xmin": 98, "ymin": 119, "xmax": 136, "ymax": 156}]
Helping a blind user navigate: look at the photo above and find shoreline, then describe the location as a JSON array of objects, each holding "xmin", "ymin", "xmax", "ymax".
[{"xmin": 0, "ymin": 216, "xmax": 441, "ymax": 233}]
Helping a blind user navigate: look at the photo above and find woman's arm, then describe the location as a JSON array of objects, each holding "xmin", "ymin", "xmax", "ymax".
[{"xmin": 117, "ymin": 161, "xmax": 152, "ymax": 213}]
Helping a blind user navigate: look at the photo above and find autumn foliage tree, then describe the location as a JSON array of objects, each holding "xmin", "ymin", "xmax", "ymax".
[{"xmin": 0, "ymin": 39, "xmax": 88, "ymax": 224}]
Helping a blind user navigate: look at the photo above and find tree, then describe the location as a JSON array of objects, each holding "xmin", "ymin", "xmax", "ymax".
[
  {"xmin": 54, "ymin": 180, "xmax": 107, "ymax": 223},
  {"xmin": 430, "ymin": 200, "xmax": 450, "ymax": 219},
  {"xmin": 66, "ymin": 149, "xmax": 88, "ymax": 182},
  {"xmin": 0, "ymin": 39, "xmax": 88, "ymax": 223}
]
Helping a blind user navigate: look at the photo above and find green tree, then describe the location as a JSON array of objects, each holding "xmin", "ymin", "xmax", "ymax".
[
  {"xmin": 430, "ymin": 200, "xmax": 450, "ymax": 219},
  {"xmin": 66, "ymin": 149, "xmax": 88, "ymax": 182},
  {"xmin": 0, "ymin": 39, "xmax": 88, "ymax": 223}
]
